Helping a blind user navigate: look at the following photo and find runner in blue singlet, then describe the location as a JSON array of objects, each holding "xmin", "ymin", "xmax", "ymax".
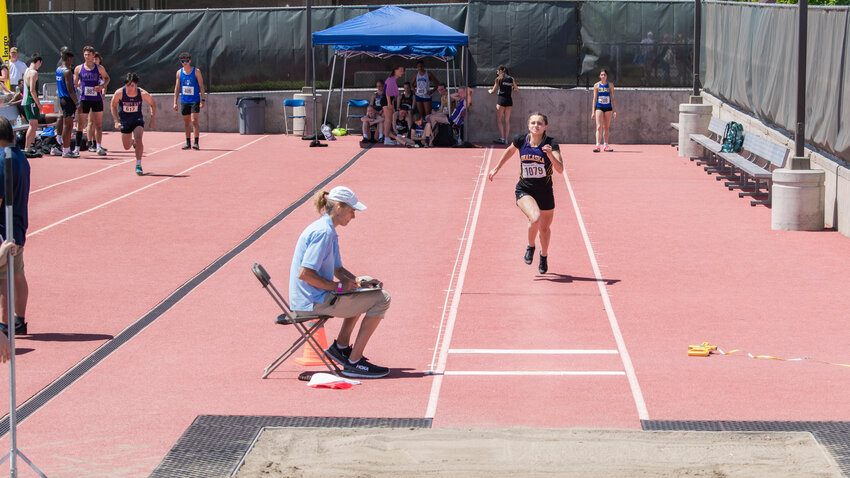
[
  {"xmin": 590, "ymin": 69, "xmax": 617, "ymax": 152},
  {"xmin": 173, "ymin": 52, "xmax": 206, "ymax": 150},
  {"xmin": 487, "ymin": 113, "xmax": 564, "ymax": 274}
]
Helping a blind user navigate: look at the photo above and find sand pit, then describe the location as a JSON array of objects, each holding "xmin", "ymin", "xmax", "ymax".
[{"xmin": 234, "ymin": 427, "xmax": 842, "ymax": 477}]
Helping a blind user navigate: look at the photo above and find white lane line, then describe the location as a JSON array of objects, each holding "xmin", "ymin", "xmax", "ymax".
[
  {"xmin": 425, "ymin": 147, "xmax": 492, "ymax": 419},
  {"xmin": 561, "ymin": 169, "xmax": 650, "ymax": 420},
  {"xmin": 31, "ymin": 135, "xmax": 209, "ymax": 194},
  {"xmin": 444, "ymin": 371, "xmax": 626, "ymax": 376},
  {"xmin": 28, "ymin": 135, "xmax": 269, "ymax": 238},
  {"xmin": 449, "ymin": 348, "xmax": 619, "ymax": 354}
]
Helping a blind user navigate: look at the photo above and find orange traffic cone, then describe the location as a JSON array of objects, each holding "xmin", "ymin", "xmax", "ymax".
[{"xmin": 294, "ymin": 323, "xmax": 330, "ymax": 366}]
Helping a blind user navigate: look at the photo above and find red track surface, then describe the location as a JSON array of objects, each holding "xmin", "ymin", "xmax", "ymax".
[{"xmin": 0, "ymin": 134, "xmax": 849, "ymax": 476}]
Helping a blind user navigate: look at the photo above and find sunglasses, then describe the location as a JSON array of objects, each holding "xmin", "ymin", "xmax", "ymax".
[{"xmin": 181, "ymin": 59, "xmax": 190, "ymax": 63}]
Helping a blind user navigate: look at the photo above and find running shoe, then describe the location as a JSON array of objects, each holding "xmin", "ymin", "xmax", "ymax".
[
  {"xmin": 96, "ymin": 147, "xmax": 107, "ymax": 156},
  {"xmin": 494, "ymin": 138, "xmax": 505, "ymax": 144},
  {"xmin": 383, "ymin": 137, "xmax": 397, "ymax": 145},
  {"xmin": 341, "ymin": 357, "xmax": 390, "ymax": 379},
  {"xmin": 14, "ymin": 317, "xmax": 27, "ymax": 335},
  {"xmin": 62, "ymin": 151, "xmax": 80, "ymax": 158},
  {"xmin": 524, "ymin": 246, "xmax": 535, "ymax": 265},
  {"xmin": 538, "ymin": 254, "xmax": 548, "ymax": 274},
  {"xmin": 593, "ymin": 146, "xmax": 601, "ymax": 153},
  {"xmin": 88, "ymin": 144, "xmax": 98, "ymax": 152},
  {"xmin": 135, "ymin": 164, "xmax": 143, "ymax": 176},
  {"xmin": 192, "ymin": 143, "xmax": 200, "ymax": 150},
  {"xmin": 182, "ymin": 143, "xmax": 191, "ymax": 150},
  {"xmin": 604, "ymin": 145, "xmax": 614, "ymax": 152},
  {"xmin": 50, "ymin": 146, "xmax": 63, "ymax": 156},
  {"xmin": 324, "ymin": 340, "xmax": 351, "ymax": 366}
]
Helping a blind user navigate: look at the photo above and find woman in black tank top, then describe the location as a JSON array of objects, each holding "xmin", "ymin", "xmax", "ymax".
[{"xmin": 488, "ymin": 65, "xmax": 520, "ymax": 145}]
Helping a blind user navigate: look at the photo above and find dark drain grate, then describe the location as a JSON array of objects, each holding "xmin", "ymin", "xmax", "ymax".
[
  {"xmin": 642, "ymin": 420, "xmax": 850, "ymax": 477},
  {"xmin": 149, "ymin": 415, "xmax": 433, "ymax": 478}
]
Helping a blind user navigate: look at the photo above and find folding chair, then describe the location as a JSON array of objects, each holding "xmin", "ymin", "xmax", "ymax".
[
  {"xmin": 282, "ymin": 99, "xmax": 305, "ymax": 135},
  {"xmin": 345, "ymin": 99, "xmax": 369, "ymax": 130},
  {"xmin": 251, "ymin": 263, "xmax": 341, "ymax": 378}
]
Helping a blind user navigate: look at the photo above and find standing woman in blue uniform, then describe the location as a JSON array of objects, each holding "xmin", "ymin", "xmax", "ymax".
[
  {"xmin": 488, "ymin": 65, "xmax": 519, "ymax": 145},
  {"xmin": 111, "ymin": 73, "xmax": 157, "ymax": 176},
  {"xmin": 487, "ymin": 113, "xmax": 564, "ymax": 274},
  {"xmin": 590, "ymin": 69, "xmax": 616, "ymax": 152},
  {"xmin": 172, "ymin": 52, "xmax": 206, "ymax": 150}
]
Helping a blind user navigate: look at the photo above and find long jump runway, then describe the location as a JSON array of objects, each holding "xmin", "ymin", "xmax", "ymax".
[{"xmin": 0, "ymin": 135, "xmax": 849, "ymax": 476}]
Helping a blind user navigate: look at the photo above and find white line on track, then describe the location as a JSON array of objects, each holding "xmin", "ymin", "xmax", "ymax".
[
  {"xmin": 561, "ymin": 169, "xmax": 650, "ymax": 420},
  {"xmin": 28, "ymin": 135, "xmax": 269, "ymax": 238},
  {"xmin": 449, "ymin": 349, "xmax": 619, "ymax": 354},
  {"xmin": 31, "ymin": 135, "xmax": 209, "ymax": 195},
  {"xmin": 444, "ymin": 371, "xmax": 626, "ymax": 376},
  {"xmin": 425, "ymin": 147, "xmax": 492, "ymax": 419}
]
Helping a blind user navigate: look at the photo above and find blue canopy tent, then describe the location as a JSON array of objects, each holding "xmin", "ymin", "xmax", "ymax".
[{"xmin": 309, "ymin": 6, "xmax": 470, "ymax": 142}]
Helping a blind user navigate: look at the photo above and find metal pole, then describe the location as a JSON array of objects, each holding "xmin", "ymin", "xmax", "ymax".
[
  {"xmin": 464, "ymin": 46, "xmax": 469, "ymax": 144},
  {"xmin": 310, "ymin": 46, "xmax": 326, "ymax": 148},
  {"xmin": 323, "ymin": 54, "xmax": 336, "ymax": 126},
  {"xmin": 4, "ymin": 146, "xmax": 17, "ymax": 478},
  {"xmin": 305, "ymin": 0, "xmax": 312, "ymax": 87},
  {"xmin": 693, "ymin": 0, "xmax": 701, "ymax": 97},
  {"xmin": 794, "ymin": 0, "xmax": 807, "ymax": 163},
  {"xmin": 338, "ymin": 56, "xmax": 347, "ymax": 128}
]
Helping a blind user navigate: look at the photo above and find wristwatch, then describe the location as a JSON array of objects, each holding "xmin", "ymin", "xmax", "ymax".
[{"xmin": 336, "ymin": 282, "xmax": 343, "ymax": 293}]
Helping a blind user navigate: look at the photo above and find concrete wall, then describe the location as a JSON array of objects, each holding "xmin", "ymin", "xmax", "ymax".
[
  {"xmin": 118, "ymin": 87, "xmax": 690, "ymax": 145},
  {"xmin": 701, "ymin": 92, "xmax": 850, "ymax": 236}
]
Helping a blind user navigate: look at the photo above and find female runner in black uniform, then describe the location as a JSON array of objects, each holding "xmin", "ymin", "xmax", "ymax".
[
  {"xmin": 488, "ymin": 113, "xmax": 564, "ymax": 274},
  {"xmin": 488, "ymin": 65, "xmax": 519, "ymax": 144}
]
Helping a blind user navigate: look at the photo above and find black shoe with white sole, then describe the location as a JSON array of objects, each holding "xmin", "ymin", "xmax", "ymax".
[{"xmin": 341, "ymin": 357, "xmax": 390, "ymax": 378}]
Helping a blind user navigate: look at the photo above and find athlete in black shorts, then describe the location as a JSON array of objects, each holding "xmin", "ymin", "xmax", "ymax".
[{"xmin": 488, "ymin": 113, "xmax": 564, "ymax": 274}]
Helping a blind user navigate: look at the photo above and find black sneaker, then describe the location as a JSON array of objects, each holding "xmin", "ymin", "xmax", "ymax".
[
  {"xmin": 341, "ymin": 357, "xmax": 390, "ymax": 378},
  {"xmin": 14, "ymin": 317, "xmax": 27, "ymax": 335},
  {"xmin": 524, "ymin": 246, "xmax": 535, "ymax": 265},
  {"xmin": 324, "ymin": 339, "xmax": 350, "ymax": 365},
  {"xmin": 539, "ymin": 254, "xmax": 548, "ymax": 274}
]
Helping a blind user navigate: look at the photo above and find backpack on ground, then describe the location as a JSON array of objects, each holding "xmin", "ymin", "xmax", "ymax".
[
  {"xmin": 720, "ymin": 121, "xmax": 744, "ymax": 153},
  {"xmin": 432, "ymin": 123, "xmax": 456, "ymax": 147}
]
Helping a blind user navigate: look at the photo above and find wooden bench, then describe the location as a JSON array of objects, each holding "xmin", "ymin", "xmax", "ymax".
[{"xmin": 716, "ymin": 133, "xmax": 788, "ymax": 207}]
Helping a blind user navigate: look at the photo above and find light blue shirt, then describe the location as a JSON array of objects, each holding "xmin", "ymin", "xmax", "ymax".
[{"xmin": 289, "ymin": 214, "xmax": 342, "ymax": 311}]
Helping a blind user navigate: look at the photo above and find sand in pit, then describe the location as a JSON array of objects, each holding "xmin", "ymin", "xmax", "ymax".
[{"xmin": 234, "ymin": 427, "xmax": 842, "ymax": 477}]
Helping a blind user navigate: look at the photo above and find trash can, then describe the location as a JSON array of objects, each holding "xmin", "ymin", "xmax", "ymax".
[{"xmin": 236, "ymin": 96, "xmax": 267, "ymax": 134}]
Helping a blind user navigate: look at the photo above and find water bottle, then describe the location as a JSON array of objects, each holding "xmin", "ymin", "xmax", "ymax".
[{"xmin": 321, "ymin": 124, "xmax": 335, "ymax": 141}]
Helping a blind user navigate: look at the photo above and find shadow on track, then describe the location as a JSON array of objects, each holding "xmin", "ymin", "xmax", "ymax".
[{"xmin": 535, "ymin": 273, "xmax": 620, "ymax": 286}]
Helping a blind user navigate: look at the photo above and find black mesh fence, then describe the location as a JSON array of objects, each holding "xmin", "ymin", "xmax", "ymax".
[{"xmin": 8, "ymin": 1, "xmax": 695, "ymax": 93}]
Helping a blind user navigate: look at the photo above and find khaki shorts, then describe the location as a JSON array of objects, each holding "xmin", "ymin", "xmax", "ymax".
[
  {"xmin": 299, "ymin": 288, "xmax": 391, "ymax": 319},
  {"xmin": 0, "ymin": 248, "xmax": 24, "ymax": 276}
]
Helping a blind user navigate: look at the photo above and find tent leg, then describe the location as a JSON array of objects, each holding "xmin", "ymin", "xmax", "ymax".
[
  {"xmin": 310, "ymin": 45, "xmax": 327, "ymax": 148},
  {"xmin": 446, "ymin": 59, "xmax": 451, "ymax": 101},
  {"xmin": 464, "ymin": 47, "xmax": 469, "ymax": 144},
  {"xmin": 338, "ymin": 56, "xmax": 347, "ymax": 128},
  {"xmin": 323, "ymin": 55, "xmax": 336, "ymax": 126}
]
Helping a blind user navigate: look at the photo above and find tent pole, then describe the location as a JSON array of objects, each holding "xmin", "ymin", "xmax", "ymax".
[
  {"xmin": 464, "ymin": 47, "xmax": 469, "ymax": 144},
  {"xmin": 338, "ymin": 55, "xmax": 347, "ymax": 128},
  {"xmin": 323, "ymin": 54, "xmax": 336, "ymax": 126},
  {"xmin": 446, "ymin": 59, "xmax": 451, "ymax": 101},
  {"xmin": 310, "ymin": 45, "xmax": 327, "ymax": 147}
]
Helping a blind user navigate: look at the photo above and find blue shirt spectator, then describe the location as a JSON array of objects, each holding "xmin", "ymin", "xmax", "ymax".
[{"xmin": 289, "ymin": 214, "xmax": 342, "ymax": 311}]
